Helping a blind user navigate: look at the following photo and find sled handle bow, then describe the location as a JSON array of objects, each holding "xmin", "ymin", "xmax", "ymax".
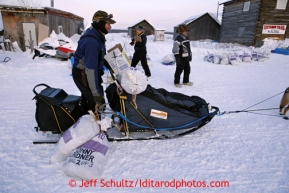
[{"xmin": 33, "ymin": 83, "xmax": 50, "ymax": 96}]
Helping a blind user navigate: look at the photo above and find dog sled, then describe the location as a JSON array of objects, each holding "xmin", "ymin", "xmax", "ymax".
[{"xmin": 32, "ymin": 82, "xmax": 218, "ymax": 143}]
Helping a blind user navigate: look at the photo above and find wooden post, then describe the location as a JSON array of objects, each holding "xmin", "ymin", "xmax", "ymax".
[{"xmin": 217, "ymin": 1, "xmax": 219, "ymax": 18}]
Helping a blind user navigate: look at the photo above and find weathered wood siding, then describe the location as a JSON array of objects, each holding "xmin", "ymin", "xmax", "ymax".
[
  {"xmin": 219, "ymin": 0, "xmax": 261, "ymax": 46},
  {"xmin": 0, "ymin": 6, "xmax": 83, "ymax": 51},
  {"xmin": 128, "ymin": 20, "xmax": 154, "ymax": 37},
  {"xmin": 173, "ymin": 13, "xmax": 220, "ymax": 41},
  {"xmin": 48, "ymin": 14, "xmax": 83, "ymax": 37},
  {"xmin": 255, "ymin": 0, "xmax": 289, "ymax": 42},
  {"xmin": 187, "ymin": 14, "xmax": 220, "ymax": 41},
  {"xmin": 1, "ymin": 11, "xmax": 47, "ymax": 51}
]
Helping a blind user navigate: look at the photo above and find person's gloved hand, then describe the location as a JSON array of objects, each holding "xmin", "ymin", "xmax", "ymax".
[
  {"xmin": 130, "ymin": 38, "xmax": 135, "ymax": 46},
  {"xmin": 94, "ymin": 102, "xmax": 102, "ymax": 121},
  {"xmin": 93, "ymin": 95, "xmax": 103, "ymax": 117},
  {"xmin": 174, "ymin": 54, "xmax": 180, "ymax": 65},
  {"xmin": 95, "ymin": 102, "xmax": 101, "ymax": 112}
]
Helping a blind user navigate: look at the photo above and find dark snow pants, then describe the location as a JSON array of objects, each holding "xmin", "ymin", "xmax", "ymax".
[
  {"xmin": 72, "ymin": 67, "xmax": 104, "ymax": 113},
  {"xmin": 131, "ymin": 50, "xmax": 151, "ymax": 77},
  {"xmin": 174, "ymin": 60, "xmax": 190, "ymax": 84}
]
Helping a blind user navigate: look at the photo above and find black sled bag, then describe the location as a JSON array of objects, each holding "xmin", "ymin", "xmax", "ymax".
[
  {"xmin": 33, "ymin": 84, "xmax": 83, "ymax": 134},
  {"xmin": 106, "ymin": 84, "xmax": 211, "ymax": 132}
]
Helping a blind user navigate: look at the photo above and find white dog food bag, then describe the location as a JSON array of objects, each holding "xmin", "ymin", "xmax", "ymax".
[
  {"xmin": 220, "ymin": 54, "xmax": 229, "ymax": 65},
  {"xmin": 61, "ymin": 132, "xmax": 109, "ymax": 180},
  {"xmin": 50, "ymin": 114, "xmax": 100, "ymax": 163},
  {"xmin": 119, "ymin": 67, "xmax": 147, "ymax": 94},
  {"xmin": 242, "ymin": 52, "xmax": 252, "ymax": 63}
]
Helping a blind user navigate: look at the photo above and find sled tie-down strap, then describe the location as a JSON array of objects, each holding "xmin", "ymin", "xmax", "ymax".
[
  {"xmin": 45, "ymin": 104, "xmax": 75, "ymax": 133},
  {"xmin": 49, "ymin": 105, "xmax": 77, "ymax": 133},
  {"xmin": 129, "ymin": 101, "xmax": 154, "ymax": 128},
  {"xmin": 50, "ymin": 105, "xmax": 62, "ymax": 133}
]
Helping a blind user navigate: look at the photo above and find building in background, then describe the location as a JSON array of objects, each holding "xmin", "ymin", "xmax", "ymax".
[
  {"xmin": 0, "ymin": 5, "xmax": 84, "ymax": 51},
  {"xmin": 219, "ymin": 0, "xmax": 289, "ymax": 46},
  {"xmin": 128, "ymin": 19, "xmax": 155, "ymax": 38},
  {"xmin": 173, "ymin": 12, "xmax": 221, "ymax": 41},
  {"xmin": 154, "ymin": 28, "xmax": 165, "ymax": 41}
]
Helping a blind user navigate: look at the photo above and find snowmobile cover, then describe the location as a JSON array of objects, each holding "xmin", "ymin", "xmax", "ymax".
[{"xmin": 106, "ymin": 83, "xmax": 213, "ymax": 132}]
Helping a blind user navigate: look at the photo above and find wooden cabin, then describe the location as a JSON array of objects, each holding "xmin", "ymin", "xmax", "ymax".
[
  {"xmin": 128, "ymin": 20, "xmax": 155, "ymax": 38},
  {"xmin": 219, "ymin": 0, "xmax": 289, "ymax": 46},
  {"xmin": 0, "ymin": 5, "xmax": 84, "ymax": 51},
  {"xmin": 173, "ymin": 12, "xmax": 221, "ymax": 41}
]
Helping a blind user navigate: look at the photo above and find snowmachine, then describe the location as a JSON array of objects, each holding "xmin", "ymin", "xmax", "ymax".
[{"xmin": 32, "ymin": 40, "xmax": 75, "ymax": 60}]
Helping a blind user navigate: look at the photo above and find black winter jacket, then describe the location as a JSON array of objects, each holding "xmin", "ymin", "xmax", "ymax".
[{"xmin": 134, "ymin": 33, "xmax": 147, "ymax": 52}]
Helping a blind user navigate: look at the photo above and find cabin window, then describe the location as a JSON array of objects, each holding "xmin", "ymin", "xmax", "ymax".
[
  {"xmin": 58, "ymin": 26, "xmax": 63, "ymax": 34},
  {"xmin": 276, "ymin": 0, "xmax": 288, "ymax": 9},
  {"xmin": 238, "ymin": 27, "xmax": 245, "ymax": 37},
  {"xmin": 243, "ymin": 1, "xmax": 250, "ymax": 11}
]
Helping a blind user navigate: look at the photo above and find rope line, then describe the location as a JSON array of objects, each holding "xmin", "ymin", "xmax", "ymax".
[
  {"xmin": 218, "ymin": 91, "xmax": 285, "ymax": 117},
  {"xmin": 241, "ymin": 91, "xmax": 284, "ymax": 111}
]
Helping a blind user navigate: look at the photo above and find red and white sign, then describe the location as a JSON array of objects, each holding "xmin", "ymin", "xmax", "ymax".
[{"xmin": 262, "ymin": 24, "xmax": 287, "ymax": 34}]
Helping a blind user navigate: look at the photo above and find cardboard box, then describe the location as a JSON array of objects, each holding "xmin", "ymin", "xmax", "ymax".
[
  {"xmin": 107, "ymin": 43, "xmax": 122, "ymax": 53},
  {"xmin": 104, "ymin": 48, "xmax": 130, "ymax": 75}
]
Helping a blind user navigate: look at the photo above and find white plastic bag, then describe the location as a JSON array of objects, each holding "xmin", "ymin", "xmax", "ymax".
[
  {"xmin": 242, "ymin": 52, "xmax": 252, "ymax": 62},
  {"xmin": 61, "ymin": 132, "xmax": 109, "ymax": 180},
  {"xmin": 119, "ymin": 67, "xmax": 147, "ymax": 94},
  {"xmin": 229, "ymin": 54, "xmax": 238, "ymax": 65},
  {"xmin": 162, "ymin": 54, "xmax": 175, "ymax": 65},
  {"xmin": 50, "ymin": 115, "xmax": 100, "ymax": 163},
  {"xmin": 213, "ymin": 55, "xmax": 221, "ymax": 64},
  {"xmin": 220, "ymin": 54, "xmax": 229, "ymax": 65}
]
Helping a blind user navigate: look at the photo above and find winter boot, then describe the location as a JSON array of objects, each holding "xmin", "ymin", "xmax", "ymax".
[
  {"xmin": 183, "ymin": 82, "xmax": 193, "ymax": 86},
  {"xmin": 174, "ymin": 83, "xmax": 183, "ymax": 88}
]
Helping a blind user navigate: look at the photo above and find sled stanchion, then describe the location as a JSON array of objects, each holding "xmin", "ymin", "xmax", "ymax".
[{"xmin": 120, "ymin": 95, "xmax": 129, "ymax": 137}]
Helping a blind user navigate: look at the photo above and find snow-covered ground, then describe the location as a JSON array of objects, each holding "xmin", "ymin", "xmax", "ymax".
[{"xmin": 0, "ymin": 33, "xmax": 288, "ymax": 193}]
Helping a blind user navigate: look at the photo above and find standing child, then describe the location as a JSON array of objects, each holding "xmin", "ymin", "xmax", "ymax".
[
  {"xmin": 130, "ymin": 25, "xmax": 151, "ymax": 77},
  {"xmin": 172, "ymin": 24, "xmax": 193, "ymax": 88}
]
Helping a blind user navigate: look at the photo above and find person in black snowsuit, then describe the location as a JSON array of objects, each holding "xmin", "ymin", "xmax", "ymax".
[
  {"xmin": 72, "ymin": 10, "xmax": 115, "ymax": 115},
  {"xmin": 172, "ymin": 24, "xmax": 193, "ymax": 88},
  {"xmin": 130, "ymin": 25, "xmax": 151, "ymax": 77}
]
